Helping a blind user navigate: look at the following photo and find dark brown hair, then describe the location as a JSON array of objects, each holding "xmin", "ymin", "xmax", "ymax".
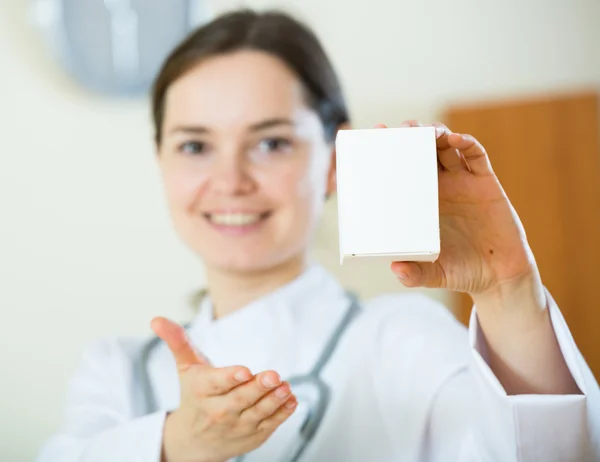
[{"xmin": 151, "ymin": 9, "xmax": 350, "ymax": 145}]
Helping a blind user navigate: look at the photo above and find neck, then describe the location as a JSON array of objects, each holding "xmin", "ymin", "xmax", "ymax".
[{"xmin": 205, "ymin": 255, "xmax": 308, "ymax": 319}]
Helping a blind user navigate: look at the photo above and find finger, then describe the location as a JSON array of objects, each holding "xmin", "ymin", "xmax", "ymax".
[
  {"xmin": 399, "ymin": 120, "xmax": 422, "ymax": 127},
  {"xmin": 151, "ymin": 317, "xmax": 210, "ymax": 369},
  {"xmin": 447, "ymin": 133, "xmax": 493, "ymax": 175},
  {"xmin": 239, "ymin": 381, "xmax": 293, "ymax": 423},
  {"xmin": 431, "ymin": 122, "xmax": 452, "ymax": 149},
  {"xmin": 226, "ymin": 371, "xmax": 283, "ymax": 413},
  {"xmin": 428, "ymin": 122, "xmax": 465, "ymax": 172},
  {"xmin": 193, "ymin": 365, "xmax": 254, "ymax": 397},
  {"xmin": 390, "ymin": 261, "xmax": 447, "ymax": 289},
  {"xmin": 257, "ymin": 396, "xmax": 298, "ymax": 432},
  {"xmin": 374, "ymin": 123, "xmax": 387, "ymax": 128}
]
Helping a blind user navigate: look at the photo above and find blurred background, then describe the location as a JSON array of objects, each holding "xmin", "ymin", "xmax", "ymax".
[{"xmin": 1, "ymin": 0, "xmax": 599, "ymax": 460}]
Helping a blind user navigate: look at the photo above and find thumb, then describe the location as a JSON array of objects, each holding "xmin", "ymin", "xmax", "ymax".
[
  {"xmin": 151, "ymin": 316, "xmax": 211, "ymax": 370},
  {"xmin": 390, "ymin": 261, "xmax": 446, "ymax": 289}
]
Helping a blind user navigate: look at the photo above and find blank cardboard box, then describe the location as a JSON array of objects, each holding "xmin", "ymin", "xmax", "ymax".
[{"xmin": 335, "ymin": 126, "xmax": 440, "ymax": 265}]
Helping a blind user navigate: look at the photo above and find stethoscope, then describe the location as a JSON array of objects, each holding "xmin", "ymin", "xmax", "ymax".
[{"xmin": 133, "ymin": 291, "xmax": 362, "ymax": 462}]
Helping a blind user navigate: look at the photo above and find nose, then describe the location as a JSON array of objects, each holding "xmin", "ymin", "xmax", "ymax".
[{"xmin": 209, "ymin": 155, "xmax": 255, "ymax": 196}]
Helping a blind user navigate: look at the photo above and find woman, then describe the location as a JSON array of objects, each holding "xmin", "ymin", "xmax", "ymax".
[{"xmin": 37, "ymin": 8, "xmax": 599, "ymax": 462}]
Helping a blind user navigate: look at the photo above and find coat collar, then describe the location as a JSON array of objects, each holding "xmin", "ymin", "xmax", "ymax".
[{"xmin": 187, "ymin": 262, "xmax": 351, "ymax": 377}]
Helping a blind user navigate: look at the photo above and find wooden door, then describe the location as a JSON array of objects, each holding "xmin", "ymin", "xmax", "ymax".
[{"xmin": 444, "ymin": 91, "xmax": 600, "ymax": 381}]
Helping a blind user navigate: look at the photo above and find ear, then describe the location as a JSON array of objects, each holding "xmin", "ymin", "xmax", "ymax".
[{"xmin": 326, "ymin": 123, "xmax": 351, "ymax": 199}]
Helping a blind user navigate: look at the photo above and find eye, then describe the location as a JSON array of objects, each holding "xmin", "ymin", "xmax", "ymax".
[
  {"xmin": 256, "ymin": 137, "xmax": 292, "ymax": 154},
  {"xmin": 179, "ymin": 141, "xmax": 208, "ymax": 155}
]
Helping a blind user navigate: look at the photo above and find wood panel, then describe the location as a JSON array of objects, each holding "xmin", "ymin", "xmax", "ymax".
[{"xmin": 444, "ymin": 91, "xmax": 600, "ymax": 380}]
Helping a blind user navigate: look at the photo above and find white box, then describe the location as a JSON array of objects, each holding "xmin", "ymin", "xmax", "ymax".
[{"xmin": 335, "ymin": 126, "xmax": 440, "ymax": 265}]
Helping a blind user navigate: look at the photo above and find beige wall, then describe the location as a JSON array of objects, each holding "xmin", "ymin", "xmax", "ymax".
[{"xmin": 1, "ymin": 0, "xmax": 598, "ymax": 460}]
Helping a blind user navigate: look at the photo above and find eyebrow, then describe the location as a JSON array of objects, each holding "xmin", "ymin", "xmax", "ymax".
[
  {"xmin": 249, "ymin": 118, "xmax": 295, "ymax": 131},
  {"xmin": 168, "ymin": 118, "xmax": 295, "ymax": 135}
]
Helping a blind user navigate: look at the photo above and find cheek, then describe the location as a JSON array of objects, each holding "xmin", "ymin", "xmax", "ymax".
[
  {"xmin": 259, "ymin": 158, "xmax": 327, "ymax": 211},
  {"xmin": 295, "ymin": 150, "xmax": 330, "ymax": 203},
  {"xmin": 161, "ymin": 163, "xmax": 208, "ymax": 212}
]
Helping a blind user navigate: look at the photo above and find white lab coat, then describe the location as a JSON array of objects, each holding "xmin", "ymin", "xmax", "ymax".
[{"xmin": 36, "ymin": 264, "xmax": 600, "ymax": 461}]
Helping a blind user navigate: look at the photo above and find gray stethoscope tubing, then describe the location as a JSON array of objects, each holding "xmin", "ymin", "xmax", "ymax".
[{"xmin": 133, "ymin": 291, "xmax": 361, "ymax": 462}]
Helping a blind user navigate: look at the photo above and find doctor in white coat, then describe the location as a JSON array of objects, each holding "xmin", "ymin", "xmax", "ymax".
[{"xmin": 37, "ymin": 8, "xmax": 600, "ymax": 462}]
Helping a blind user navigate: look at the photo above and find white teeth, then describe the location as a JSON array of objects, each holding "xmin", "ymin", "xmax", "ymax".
[{"xmin": 209, "ymin": 213, "xmax": 262, "ymax": 226}]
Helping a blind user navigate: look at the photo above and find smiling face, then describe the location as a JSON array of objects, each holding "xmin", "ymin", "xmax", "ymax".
[{"xmin": 157, "ymin": 50, "xmax": 337, "ymax": 274}]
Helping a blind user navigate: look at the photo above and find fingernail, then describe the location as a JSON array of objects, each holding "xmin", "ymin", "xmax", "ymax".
[
  {"xmin": 262, "ymin": 375, "xmax": 279, "ymax": 388},
  {"xmin": 234, "ymin": 370, "xmax": 251, "ymax": 382},
  {"xmin": 285, "ymin": 400, "xmax": 297, "ymax": 409},
  {"xmin": 396, "ymin": 272, "xmax": 408, "ymax": 281},
  {"xmin": 275, "ymin": 386, "xmax": 290, "ymax": 398},
  {"xmin": 435, "ymin": 126, "xmax": 444, "ymax": 137}
]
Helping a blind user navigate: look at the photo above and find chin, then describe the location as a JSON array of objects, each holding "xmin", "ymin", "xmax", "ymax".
[{"xmin": 202, "ymin": 249, "xmax": 288, "ymax": 275}]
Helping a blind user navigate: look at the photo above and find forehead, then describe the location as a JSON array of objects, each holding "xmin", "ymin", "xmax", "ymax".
[{"xmin": 163, "ymin": 50, "xmax": 311, "ymax": 128}]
